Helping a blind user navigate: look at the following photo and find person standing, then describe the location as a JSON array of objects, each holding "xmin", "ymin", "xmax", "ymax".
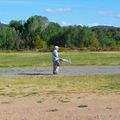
[{"xmin": 52, "ymin": 46, "xmax": 60, "ymax": 74}]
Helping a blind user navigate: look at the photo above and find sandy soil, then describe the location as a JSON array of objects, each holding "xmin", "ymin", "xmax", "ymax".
[{"xmin": 0, "ymin": 93, "xmax": 120, "ymax": 120}]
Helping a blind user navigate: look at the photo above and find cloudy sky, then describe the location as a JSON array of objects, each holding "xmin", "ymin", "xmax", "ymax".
[{"xmin": 0, "ymin": 0, "xmax": 120, "ymax": 26}]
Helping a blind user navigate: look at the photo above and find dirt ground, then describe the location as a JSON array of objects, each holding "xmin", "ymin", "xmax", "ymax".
[
  {"xmin": 0, "ymin": 66, "xmax": 120, "ymax": 77},
  {"xmin": 0, "ymin": 93, "xmax": 120, "ymax": 120}
]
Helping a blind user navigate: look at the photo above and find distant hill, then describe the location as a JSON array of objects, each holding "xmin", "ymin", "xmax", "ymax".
[
  {"xmin": 91, "ymin": 25, "xmax": 119, "ymax": 31},
  {"xmin": 0, "ymin": 22, "xmax": 8, "ymax": 27}
]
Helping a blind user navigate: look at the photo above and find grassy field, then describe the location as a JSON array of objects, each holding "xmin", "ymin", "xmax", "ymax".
[
  {"xmin": 0, "ymin": 74, "xmax": 120, "ymax": 97},
  {"xmin": 0, "ymin": 51, "xmax": 119, "ymax": 96},
  {"xmin": 0, "ymin": 52, "xmax": 119, "ymax": 120},
  {"xmin": 0, "ymin": 51, "xmax": 119, "ymax": 67}
]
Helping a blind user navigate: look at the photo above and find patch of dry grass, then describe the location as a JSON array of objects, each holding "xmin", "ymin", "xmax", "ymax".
[{"xmin": 0, "ymin": 74, "xmax": 120, "ymax": 97}]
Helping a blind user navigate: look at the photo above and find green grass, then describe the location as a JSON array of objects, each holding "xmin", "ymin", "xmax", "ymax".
[
  {"xmin": 0, "ymin": 52, "xmax": 51, "ymax": 67},
  {"xmin": 36, "ymin": 99, "xmax": 44, "ymax": 103},
  {"xmin": 1, "ymin": 101, "xmax": 11, "ymax": 104},
  {"xmin": 78, "ymin": 105, "xmax": 88, "ymax": 108},
  {"xmin": 0, "ymin": 74, "xmax": 120, "ymax": 97},
  {"xmin": 47, "ymin": 109, "xmax": 58, "ymax": 112},
  {"xmin": 0, "ymin": 51, "xmax": 119, "ymax": 67}
]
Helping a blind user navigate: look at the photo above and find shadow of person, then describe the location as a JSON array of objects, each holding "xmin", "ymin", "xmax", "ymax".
[{"xmin": 18, "ymin": 73, "xmax": 52, "ymax": 76}]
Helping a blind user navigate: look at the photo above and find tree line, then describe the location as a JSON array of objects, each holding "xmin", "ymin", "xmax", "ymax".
[{"xmin": 0, "ymin": 15, "xmax": 120, "ymax": 51}]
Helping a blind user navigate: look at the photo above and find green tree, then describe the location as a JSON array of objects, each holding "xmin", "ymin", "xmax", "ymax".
[
  {"xmin": 42, "ymin": 22, "xmax": 61, "ymax": 46},
  {"xmin": 9, "ymin": 20, "xmax": 24, "ymax": 33},
  {"xmin": 0, "ymin": 27, "xmax": 18, "ymax": 50},
  {"xmin": 32, "ymin": 35, "xmax": 47, "ymax": 49},
  {"xmin": 23, "ymin": 15, "xmax": 49, "ymax": 49}
]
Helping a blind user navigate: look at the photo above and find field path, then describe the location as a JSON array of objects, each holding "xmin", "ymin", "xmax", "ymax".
[{"xmin": 0, "ymin": 66, "xmax": 120, "ymax": 77}]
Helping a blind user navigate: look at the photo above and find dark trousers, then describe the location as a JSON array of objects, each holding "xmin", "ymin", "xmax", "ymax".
[{"xmin": 53, "ymin": 61, "xmax": 60, "ymax": 74}]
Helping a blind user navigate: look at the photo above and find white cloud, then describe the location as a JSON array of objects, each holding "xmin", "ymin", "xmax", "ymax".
[
  {"xmin": 77, "ymin": 23, "xmax": 113, "ymax": 27},
  {"xmin": 61, "ymin": 22, "xmax": 111, "ymax": 27},
  {"xmin": 98, "ymin": 11, "xmax": 120, "ymax": 18},
  {"xmin": 45, "ymin": 8, "xmax": 71, "ymax": 13},
  {"xmin": 86, "ymin": 23, "xmax": 99, "ymax": 27},
  {"xmin": 60, "ymin": 21, "xmax": 72, "ymax": 26}
]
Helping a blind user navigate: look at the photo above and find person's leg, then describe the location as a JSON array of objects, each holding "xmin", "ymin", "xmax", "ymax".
[
  {"xmin": 53, "ymin": 61, "xmax": 60, "ymax": 74},
  {"xmin": 53, "ymin": 62, "xmax": 56, "ymax": 74},
  {"xmin": 56, "ymin": 65, "xmax": 60, "ymax": 73},
  {"xmin": 56, "ymin": 60, "xmax": 60, "ymax": 74}
]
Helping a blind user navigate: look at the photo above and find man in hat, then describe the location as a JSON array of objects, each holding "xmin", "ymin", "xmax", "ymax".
[{"xmin": 52, "ymin": 46, "xmax": 60, "ymax": 74}]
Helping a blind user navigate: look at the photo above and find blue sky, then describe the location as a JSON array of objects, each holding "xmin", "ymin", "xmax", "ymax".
[{"xmin": 0, "ymin": 0, "xmax": 120, "ymax": 26}]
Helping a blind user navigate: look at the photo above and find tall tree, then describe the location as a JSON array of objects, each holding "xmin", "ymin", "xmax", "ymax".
[
  {"xmin": 0, "ymin": 27, "xmax": 18, "ymax": 50},
  {"xmin": 23, "ymin": 15, "xmax": 49, "ymax": 49}
]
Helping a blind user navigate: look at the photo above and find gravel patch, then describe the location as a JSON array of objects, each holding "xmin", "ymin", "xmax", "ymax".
[{"xmin": 0, "ymin": 66, "xmax": 120, "ymax": 77}]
